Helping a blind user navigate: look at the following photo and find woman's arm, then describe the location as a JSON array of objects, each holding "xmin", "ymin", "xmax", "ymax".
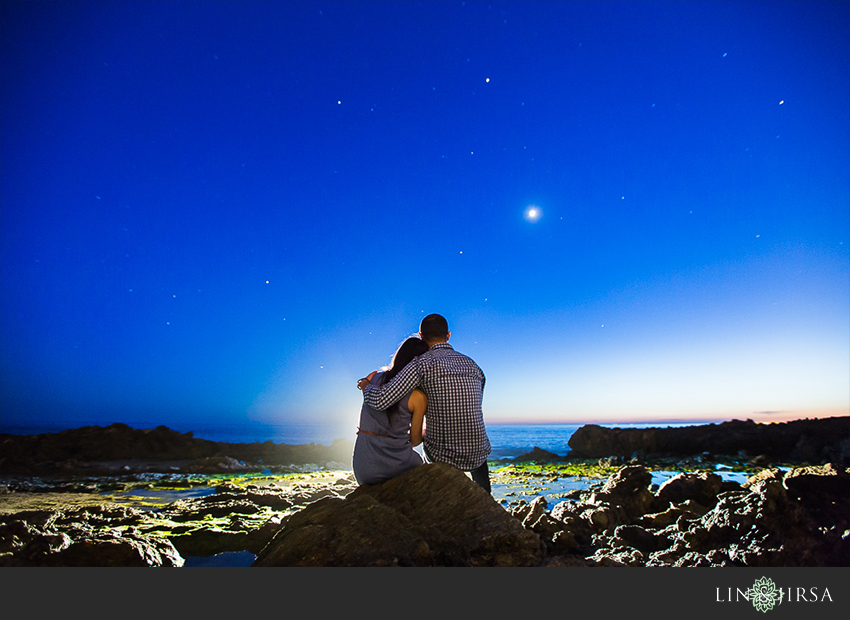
[
  {"xmin": 356, "ymin": 371, "xmax": 377, "ymax": 391},
  {"xmin": 363, "ymin": 359, "xmax": 421, "ymax": 410},
  {"xmin": 407, "ymin": 388, "xmax": 427, "ymax": 447}
]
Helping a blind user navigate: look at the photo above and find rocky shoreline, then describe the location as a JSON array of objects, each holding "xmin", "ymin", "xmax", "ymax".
[{"xmin": 1, "ymin": 418, "xmax": 848, "ymax": 567}]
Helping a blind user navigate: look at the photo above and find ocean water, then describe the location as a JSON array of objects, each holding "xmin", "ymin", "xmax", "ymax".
[
  {"xmin": 1, "ymin": 421, "xmax": 706, "ymax": 461},
  {"xmin": 171, "ymin": 421, "xmax": 706, "ymax": 460},
  {"xmin": 177, "ymin": 422, "xmax": 585, "ymax": 458}
]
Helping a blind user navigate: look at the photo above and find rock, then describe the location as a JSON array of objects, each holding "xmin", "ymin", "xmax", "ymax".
[
  {"xmin": 169, "ymin": 528, "xmax": 253, "ymax": 558},
  {"xmin": 611, "ymin": 524, "xmax": 668, "ymax": 554},
  {"xmin": 513, "ymin": 447, "xmax": 564, "ymax": 463},
  {"xmin": 741, "ymin": 468, "xmax": 784, "ymax": 489},
  {"xmin": 509, "ymin": 499, "xmax": 531, "ymax": 521},
  {"xmin": 550, "ymin": 500, "xmax": 578, "ymax": 522},
  {"xmin": 0, "ymin": 509, "xmax": 183, "ymax": 567},
  {"xmin": 522, "ymin": 496, "xmax": 548, "ymax": 528},
  {"xmin": 637, "ymin": 500, "xmax": 708, "ymax": 528},
  {"xmin": 515, "ymin": 462, "xmax": 850, "ymax": 567},
  {"xmin": 592, "ymin": 465, "xmax": 655, "ymax": 521},
  {"xmin": 0, "ymin": 423, "xmax": 355, "ymax": 474},
  {"xmin": 782, "ymin": 463, "xmax": 850, "ymax": 527},
  {"xmin": 186, "ymin": 456, "xmax": 249, "ymax": 473},
  {"xmin": 549, "ymin": 528, "xmax": 579, "ymax": 555},
  {"xmin": 568, "ymin": 417, "xmax": 850, "ymax": 462},
  {"xmin": 782, "ymin": 463, "xmax": 850, "ymax": 498},
  {"xmin": 252, "ymin": 463, "xmax": 544, "ymax": 567},
  {"xmin": 538, "ymin": 554, "xmax": 627, "ymax": 567},
  {"xmin": 654, "ymin": 471, "xmax": 724, "ymax": 510},
  {"xmin": 44, "ymin": 536, "xmax": 184, "ymax": 567},
  {"xmin": 642, "ymin": 464, "xmax": 850, "ymax": 566}
]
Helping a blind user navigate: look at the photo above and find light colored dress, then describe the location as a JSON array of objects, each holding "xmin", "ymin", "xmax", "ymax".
[{"xmin": 352, "ymin": 372, "xmax": 424, "ymax": 485}]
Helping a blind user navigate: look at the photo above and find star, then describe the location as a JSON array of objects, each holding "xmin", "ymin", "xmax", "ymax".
[{"xmin": 524, "ymin": 205, "xmax": 541, "ymax": 222}]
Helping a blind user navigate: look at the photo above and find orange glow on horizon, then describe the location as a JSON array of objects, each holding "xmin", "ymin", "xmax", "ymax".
[{"xmin": 485, "ymin": 407, "xmax": 850, "ymax": 426}]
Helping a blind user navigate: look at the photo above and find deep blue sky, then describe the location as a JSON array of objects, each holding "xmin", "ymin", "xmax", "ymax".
[{"xmin": 2, "ymin": 0, "xmax": 848, "ymax": 438}]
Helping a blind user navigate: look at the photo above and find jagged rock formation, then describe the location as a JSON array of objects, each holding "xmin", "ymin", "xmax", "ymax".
[
  {"xmin": 567, "ymin": 417, "xmax": 850, "ymax": 463},
  {"xmin": 0, "ymin": 505, "xmax": 185, "ymax": 567},
  {"xmin": 518, "ymin": 463, "xmax": 850, "ymax": 567}
]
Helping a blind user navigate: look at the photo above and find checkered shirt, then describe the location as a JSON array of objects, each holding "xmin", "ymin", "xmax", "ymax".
[{"xmin": 362, "ymin": 343, "xmax": 490, "ymax": 470}]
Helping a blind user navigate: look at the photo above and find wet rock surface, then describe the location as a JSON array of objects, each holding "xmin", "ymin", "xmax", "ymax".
[
  {"xmin": 0, "ymin": 472, "xmax": 359, "ymax": 566},
  {"xmin": 1, "ymin": 461, "xmax": 847, "ymax": 566}
]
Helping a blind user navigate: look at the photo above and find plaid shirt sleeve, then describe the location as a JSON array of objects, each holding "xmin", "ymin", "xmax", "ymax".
[{"xmin": 362, "ymin": 356, "xmax": 422, "ymax": 411}]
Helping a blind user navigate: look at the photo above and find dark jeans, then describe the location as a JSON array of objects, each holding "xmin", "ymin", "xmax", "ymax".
[
  {"xmin": 424, "ymin": 446, "xmax": 491, "ymax": 495},
  {"xmin": 469, "ymin": 460, "xmax": 491, "ymax": 495}
]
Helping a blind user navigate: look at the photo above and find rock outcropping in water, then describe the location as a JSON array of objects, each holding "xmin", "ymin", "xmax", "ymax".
[{"xmin": 568, "ymin": 417, "xmax": 850, "ymax": 463}]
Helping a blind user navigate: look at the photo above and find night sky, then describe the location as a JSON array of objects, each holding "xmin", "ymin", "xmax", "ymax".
[{"xmin": 2, "ymin": 0, "xmax": 848, "ymax": 439}]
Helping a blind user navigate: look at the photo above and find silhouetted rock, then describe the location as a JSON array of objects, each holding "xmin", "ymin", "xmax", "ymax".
[
  {"xmin": 513, "ymin": 447, "xmax": 565, "ymax": 463},
  {"xmin": 568, "ymin": 417, "xmax": 850, "ymax": 463},
  {"xmin": 0, "ymin": 423, "xmax": 354, "ymax": 474},
  {"xmin": 252, "ymin": 463, "xmax": 544, "ymax": 567}
]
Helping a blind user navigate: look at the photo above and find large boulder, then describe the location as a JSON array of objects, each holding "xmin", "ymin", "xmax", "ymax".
[{"xmin": 252, "ymin": 463, "xmax": 544, "ymax": 567}]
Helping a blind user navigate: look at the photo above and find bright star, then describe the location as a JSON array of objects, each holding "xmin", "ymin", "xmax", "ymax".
[{"xmin": 524, "ymin": 205, "xmax": 541, "ymax": 222}]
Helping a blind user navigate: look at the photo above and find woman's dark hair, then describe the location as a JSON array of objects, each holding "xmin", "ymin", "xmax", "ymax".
[
  {"xmin": 383, "ymin": 337, "xmax": 429, "ymax": 383},
  {"xmin": 380, "ymin": 337, "xmax": 429, "ymax": 422}
]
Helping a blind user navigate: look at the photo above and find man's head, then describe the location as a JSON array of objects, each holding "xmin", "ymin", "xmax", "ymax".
[{"xmin": 419, "ymin": 313, "xmax": 450, "ymax": 346}]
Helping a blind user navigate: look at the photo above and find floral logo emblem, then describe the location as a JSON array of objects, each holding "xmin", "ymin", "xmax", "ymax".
[{"xmin": 747, "ymin": 577, "xmax": 784, "ymax": 612}]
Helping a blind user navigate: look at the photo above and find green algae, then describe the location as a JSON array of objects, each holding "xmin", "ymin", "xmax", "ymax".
[
  {"xmin": 491, "ymin": 460, "xmax": 621, "ymax": 481},
  {"xmin": 490, "ymin": 456, "xmax": 788, "ymax": 480}
]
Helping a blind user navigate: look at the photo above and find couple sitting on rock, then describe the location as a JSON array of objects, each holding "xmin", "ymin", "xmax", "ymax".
[{"xmin": 354, "ymin": 314, "xmax": 492, "ymax": 493}]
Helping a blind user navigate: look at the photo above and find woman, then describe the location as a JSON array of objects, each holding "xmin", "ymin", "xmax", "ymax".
[{"xmin": 352, "ymin": 336, "xmax": 429, "ymax": 485}]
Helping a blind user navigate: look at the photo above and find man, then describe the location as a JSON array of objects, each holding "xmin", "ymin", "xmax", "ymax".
[{"xmin": 357, "ymin": 314, "xmax": 491, "ymax": 493}]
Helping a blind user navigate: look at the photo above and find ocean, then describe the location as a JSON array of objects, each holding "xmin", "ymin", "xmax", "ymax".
[
  {"xmin": 172, "ymin": 422, "xmax": 585, "ymax": 459},
  {"xmin": 166, "ymin": 421, "xmax": 709, "ymax": 460},
  {"xmin": 0, "ymin": 421, "xmax": 707, "ymax": 460}
]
